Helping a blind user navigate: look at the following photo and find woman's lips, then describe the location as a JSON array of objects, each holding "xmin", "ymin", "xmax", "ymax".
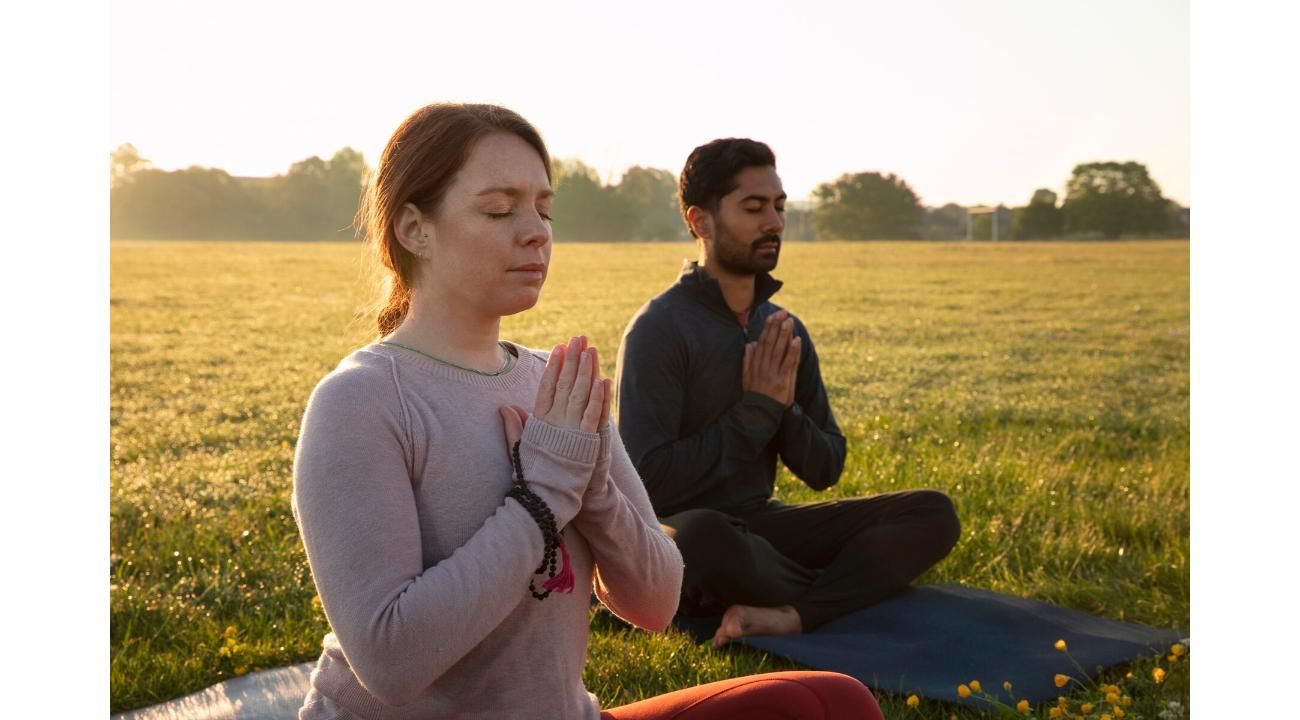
[{"xmin": 508, "ymin": 263, "xmax": 547, "ymax": 282}]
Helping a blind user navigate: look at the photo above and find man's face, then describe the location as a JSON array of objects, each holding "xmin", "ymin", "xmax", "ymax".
[{"xmin": 703, "ymin": 165, "xmax": 787, "ymax": 276}]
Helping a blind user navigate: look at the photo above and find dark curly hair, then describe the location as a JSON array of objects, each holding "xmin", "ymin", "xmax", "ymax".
[{"xmin": 677, "ymin": 138, "xmax": 776, "ymax": 238}]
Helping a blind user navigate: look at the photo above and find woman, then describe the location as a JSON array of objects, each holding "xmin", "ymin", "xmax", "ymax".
[{"xmin": 292, "ymin": 102, "xmax": 883, "ymax": 719}]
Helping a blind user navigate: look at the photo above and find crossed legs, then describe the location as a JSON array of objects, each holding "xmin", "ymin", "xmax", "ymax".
[{"xmin": 661, "ymin": 489, "xmax": 960, "ymax": 641}]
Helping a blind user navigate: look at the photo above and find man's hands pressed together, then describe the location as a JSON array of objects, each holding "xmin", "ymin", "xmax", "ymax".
[{"xmin": 742, "ymin": 310, "xmax": 801, "ymax": 408}]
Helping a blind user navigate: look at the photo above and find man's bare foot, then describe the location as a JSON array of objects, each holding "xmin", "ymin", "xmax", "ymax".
[{"xmin": 711, "ymin": 604, "xmax": 802, "ymax": 649}]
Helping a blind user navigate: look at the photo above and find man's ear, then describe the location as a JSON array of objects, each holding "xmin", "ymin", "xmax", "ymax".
[
  {"xmin": 393, "ymin": 202, "xmax": 432, "ymax": 258},
  {"xmin": 686, "ymin": 205, "xmax": 714, "ymax": 240}
]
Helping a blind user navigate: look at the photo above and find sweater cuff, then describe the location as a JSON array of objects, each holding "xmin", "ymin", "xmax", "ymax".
[
  {"xmin": 743, "ymin": 391, "xmax": 786, "ymax": 419},
  {"xmin": 779, "ymin": 400, "xmax": 805, "ymax": 435},
  {"xmin": 522, "ymin": 418, "xmax": 601, "ymax": 463}
]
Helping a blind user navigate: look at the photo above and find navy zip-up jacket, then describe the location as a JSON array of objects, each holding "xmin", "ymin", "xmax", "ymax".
[{"xmin": 615, "ymin": 261, "xmax": 846, "ymax": 517}]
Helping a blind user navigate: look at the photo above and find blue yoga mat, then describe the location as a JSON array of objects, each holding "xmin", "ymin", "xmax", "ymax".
[{"xmin": 673, "ymin": 584, "xmax": 1184, "ymax": 708}]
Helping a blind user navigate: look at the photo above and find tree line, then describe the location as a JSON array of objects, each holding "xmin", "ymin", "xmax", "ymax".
[{"xmin": 110, "ymin": 145, "xmax": 1187, "ymax": 241}]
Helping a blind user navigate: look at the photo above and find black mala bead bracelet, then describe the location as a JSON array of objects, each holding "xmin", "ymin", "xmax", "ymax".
[{"xmin": 505, "ymin": 440, "xmax": 573, "ymax": 600}]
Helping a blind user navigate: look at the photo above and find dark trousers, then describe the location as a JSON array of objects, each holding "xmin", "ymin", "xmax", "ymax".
[{"xmin": 659, "ymin": 490, "xmax": 961, "ymax": 631}]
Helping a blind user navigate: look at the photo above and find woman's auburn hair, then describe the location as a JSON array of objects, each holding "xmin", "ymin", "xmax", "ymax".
[{"xmin": 357, "ymin": 103, "xmax": 552, "ymax": 335}]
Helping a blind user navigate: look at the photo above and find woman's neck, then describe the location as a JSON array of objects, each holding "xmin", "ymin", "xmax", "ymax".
[{"xmin": 385, "ymin": 290, "xmax": 505, "ymax": 373}]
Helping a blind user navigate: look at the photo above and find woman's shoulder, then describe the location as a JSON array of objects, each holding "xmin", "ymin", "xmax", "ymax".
[{"xmin": 306, "ymin": 344, "xmax": 404, "ymax": 411}]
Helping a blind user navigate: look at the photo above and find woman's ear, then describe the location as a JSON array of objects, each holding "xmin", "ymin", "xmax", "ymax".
[
  {"xmin": 685, "ymin": 205, "xmax": 713, "ymax": 240},
  {"xmin": 393, "ymin": 202, "xmax": 432, "ymax": 259}
]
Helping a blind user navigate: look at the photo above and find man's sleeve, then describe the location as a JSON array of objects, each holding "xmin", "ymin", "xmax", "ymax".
[
  {"xmin": 616, "ymin": 310, "xmax": 785, "ymax": 513},
  {"xmin": 776, "ymin": 321, "xmax": 847, "ymax": 491}
]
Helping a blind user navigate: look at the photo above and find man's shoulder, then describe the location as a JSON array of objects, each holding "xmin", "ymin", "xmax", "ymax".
[{"xmin": 624, "ymin": 284, "xmax": 694, "ymax": 337}]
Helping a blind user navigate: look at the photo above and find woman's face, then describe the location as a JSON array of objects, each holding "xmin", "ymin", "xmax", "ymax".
[{"xmin": 423, "ymin": 132, "xmax": 553, "ymax": 319}]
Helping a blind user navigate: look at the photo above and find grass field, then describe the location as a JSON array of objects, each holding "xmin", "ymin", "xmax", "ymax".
[{"xmin": 110, "ymin": 240, "xmax": 1189, "ymax": 717}]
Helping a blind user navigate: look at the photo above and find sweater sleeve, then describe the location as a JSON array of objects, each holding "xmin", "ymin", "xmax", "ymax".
[
  {"xmin": 775, "ymin": 321, "xmax": 847, "ymax": 491},
  {"xmin": 571, "ymin": 422, "xmax": 683, "ymax": 631},
  {"xmin": 616, "ymin": 310, "xmax": 785, "ymax": 513},
  {"xmin": 290, "ymin": 367, "xmax": 598, "ymax": 707}
]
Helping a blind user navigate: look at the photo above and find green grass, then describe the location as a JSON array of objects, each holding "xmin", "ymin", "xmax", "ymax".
[{"xmin": 110, "ymin": 240, "xmax": 1189, "ymax": 717}]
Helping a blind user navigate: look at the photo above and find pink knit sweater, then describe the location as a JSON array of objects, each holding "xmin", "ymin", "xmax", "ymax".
[{"xmin": 291, "ymin": 342, "xmax": 683, "ymax": 719}]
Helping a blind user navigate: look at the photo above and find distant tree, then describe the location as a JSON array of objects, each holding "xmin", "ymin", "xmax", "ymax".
[
  {"xmin": 1062, "ymin": 161, "xmax": 1169, "ymax": 239},
  {"xmin": 1013, "ymin": 188, "xmax": 1063, "ymax": 240},
  {"xmin": 811, "ymin": 172, "xmax": 923, "ymax": 240},
  {"xmin": 110, "ymin": 144, "xmax": 150, "ymax": 189},
  {"xmin": 551, "ymin": 159, "xmax": 634, "ymax": 242},
  {"xmin": 111, "ymin": 165, "xmax": 260, "ymax": 239},
  {"xmin": 613, "ymin": 166, "xmax": 683, "ymax": 241},
  {"xmin": 1165, "ymin": 200, "xmax": 1190, "ymax": 238},
  {"xmin": 325, "ymin": 147, "xmax": 368, "ymax": 238},
  {"xmin": 923, "ymin": 203, "xmax": 967, "ymax": 241}
]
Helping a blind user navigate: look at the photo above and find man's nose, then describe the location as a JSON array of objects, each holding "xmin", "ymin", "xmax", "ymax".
[{"xmin": 761, "ymin": 208, "xmax": 784, "ymax": 234}]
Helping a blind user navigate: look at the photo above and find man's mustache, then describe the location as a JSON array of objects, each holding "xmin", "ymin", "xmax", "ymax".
[{"xmin": 752, "ymin": 234, "xmax": 781, "ymax": 249}]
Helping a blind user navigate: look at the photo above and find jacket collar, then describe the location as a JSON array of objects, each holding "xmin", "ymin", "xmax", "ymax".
[{"xmin": 676, "ymin": 260, "xmax": 783, "ymax": 318}]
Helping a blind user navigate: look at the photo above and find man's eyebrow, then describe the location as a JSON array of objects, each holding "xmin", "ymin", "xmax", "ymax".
[
  {"xmin": 741, "ymin": 193, "xmax": 788, "ymax": 203},
  {"xmin": 475, "ymin": 186, "xmax": 554, "ymax": 199}
]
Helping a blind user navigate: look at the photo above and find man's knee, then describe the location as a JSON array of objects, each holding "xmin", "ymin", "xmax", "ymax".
[
  {"xmin": 661, "ymin": 509, "xmax": 751, "ymax": 577},
  {"xmin": 911, "ymin": 489, "xmax": 961, "ymax": 554}
]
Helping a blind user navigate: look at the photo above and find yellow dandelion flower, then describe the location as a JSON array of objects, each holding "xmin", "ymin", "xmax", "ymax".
[
  {"xmin": 1114, "ymin": 708, "xmax": 1126, "ymax": 718},
  {"xmin": 1058, "ymin": 696, "xmax": 1069, "ymax": 707},
  {"xmin": 1054, "ymin": 674, "xmax": 1070, "ymax": 688},
  {"xmin": 970, "ymin": 680, "xmax": 982, "ymax": 693},
  {"xmin": 1100, "ymin": 715, "xmax": 1112, "ymax": 720},
  {"xmin": 1171, "ymin": 643, "xmax": 1186, "ymax": 656},
  {"xmin": 907, "ymin": 695, "xmax": 919, "ymax": 709},
  {"xmin": 1105, "ymin": 692, "xmax": 1118, "ymax": 703},
  {"xmin": 1003, "ymin": 680, "xmax": 1013, "ymax": 692},
  {"xmin": 1049, "ymin": 708, "xmax": 1063, "ymax": 719},
  {"xmin": 1152, "ymin": 667, "xmax": 1166, "ymax": 684},
  {"xmin": 1016, "ymin": 699, "xmax": 1030, "ymax": 714},
  {"xmin": 1125, "ymin": 672, "xmax": 1133, "ymax": 680},
  {"xmin": 224, "ymin": 625, "xmax": 238, "ymax": 637},
  {"xmin": 1167, "ymin": 654, "xmax": 1178, "ymax": 663},
  {"xmin": 1081, "ymin": 703, "xmax": 1094, "ymax": 714},
  {"xmin": 1055, "ymin": 639, "xmax": 1068, "ymax": 652},
  {"xmin": 957, "ymin": 684, "xmax": 972, "ymax": 698},
  {"xmin": 1121, "ymin": 696, "xmax": 1132, "ymax": 707}
]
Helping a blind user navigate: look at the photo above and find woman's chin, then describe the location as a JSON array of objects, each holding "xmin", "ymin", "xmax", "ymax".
[{"xmin": 495, "ymin": 291, "xmax": 542, "ymax": 318}]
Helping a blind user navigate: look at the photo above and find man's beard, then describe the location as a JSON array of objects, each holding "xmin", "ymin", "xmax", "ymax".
[{"xmin": 712, "ymin": 224, "xmax": 781, "ymax": 276}]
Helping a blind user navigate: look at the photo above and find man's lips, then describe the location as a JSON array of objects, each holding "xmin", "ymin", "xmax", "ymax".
[{"xmin": 508, "ymin": 263, "xmax": 547, "ymax": 272}]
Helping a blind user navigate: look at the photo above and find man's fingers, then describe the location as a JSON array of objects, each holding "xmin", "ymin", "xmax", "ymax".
[
  {"xmin": 780, "ymin": 336, "xmax": 801, "ymax": 376},
  {"xmin": 742, "ymin": 342, "xmax": 754, "ymax": 391},
  {"xmin": 534, "ymin": 344, "xmax": 564, "ymax": 417}
]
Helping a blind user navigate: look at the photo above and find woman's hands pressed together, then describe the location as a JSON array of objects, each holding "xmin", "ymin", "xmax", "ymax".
[{"xmin": 499, "ymin": 335, "xmax": 611, "ymax": 451}]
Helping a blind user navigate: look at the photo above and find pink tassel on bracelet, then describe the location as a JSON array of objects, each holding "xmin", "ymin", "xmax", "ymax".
[{"xmin": 541, "ymin": 537, "xmax": 575, "ymax": 594}]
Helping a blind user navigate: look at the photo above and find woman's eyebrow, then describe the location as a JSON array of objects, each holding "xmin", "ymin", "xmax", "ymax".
[{"xmin": 475, "ymin": 187, "xmax": 555, "ymax": 199}]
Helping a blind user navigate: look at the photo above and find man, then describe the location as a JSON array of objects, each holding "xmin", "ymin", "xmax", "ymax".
[{"xmin": 614, "ymin": 138, "xmax": 960, "ymax": 649}]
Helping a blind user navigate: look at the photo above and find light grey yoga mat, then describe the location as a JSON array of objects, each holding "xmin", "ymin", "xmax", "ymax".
[{"xmin": 112, "ymin": 663, "xmax": 314, "ymax": 720}]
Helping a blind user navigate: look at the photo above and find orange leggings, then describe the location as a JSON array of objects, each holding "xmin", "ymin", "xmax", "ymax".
[{"xmin": 600, "ymin": 671, "xmax": 883, "ymax": 720}]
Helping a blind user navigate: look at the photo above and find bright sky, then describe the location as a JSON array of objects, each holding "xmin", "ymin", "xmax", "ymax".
[{"xmin": 111, "ymin": 0, "xmax": 1189, "ymax": 207}]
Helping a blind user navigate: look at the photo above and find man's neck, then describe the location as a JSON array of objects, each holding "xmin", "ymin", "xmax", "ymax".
[{"xmin": 699, "ymin": 259, "xmax": 756, "ymax": 313}]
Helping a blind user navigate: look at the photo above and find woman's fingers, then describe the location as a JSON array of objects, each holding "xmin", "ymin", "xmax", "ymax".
[
  {"xmin": 534, "ymin": 344, "xmax": 565, "ymax": 417},
  {"xmin": 598, "ymin": 378, "xmax": 612, "ymax": 428},
  {"xmin": 498, "ymin": 405, "xmax": 524, "ymax": 456},
  {"xmin": 553, "ymin": 336, "xmax": 583, "ymax": 410},
  {"xmin": 566, "ymin": 346, "xmax": 594, "ymax": 425},
  {"xmin": 580, "ymin": 370, "xmax": 605, "ymax": 433}
]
